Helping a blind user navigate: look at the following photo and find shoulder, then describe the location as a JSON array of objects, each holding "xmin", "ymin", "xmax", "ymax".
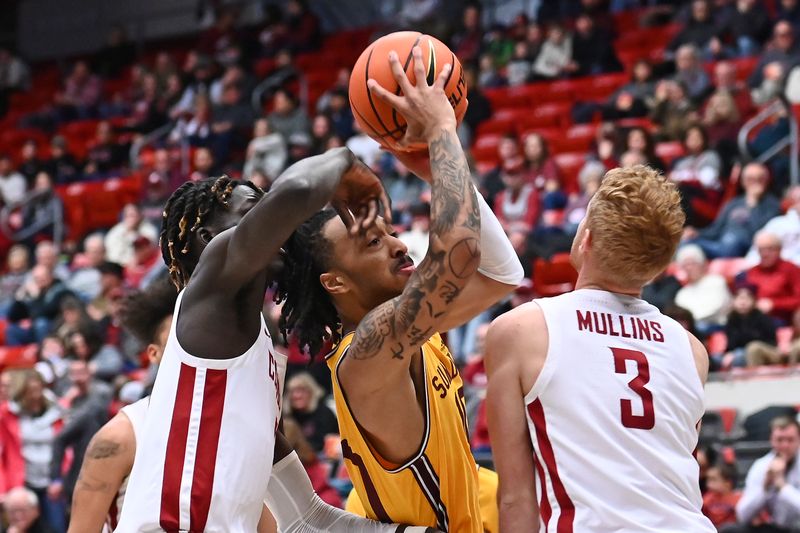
[
  {"xmin": 686, "ymin": 331, "xmax": 709, "ymax": 385},
  {"xmin": 84, "ymin": 411, "xmax": 136, "ymax": 461},
  {"xmin": 486, "ymin": 302, "xmax": 546, "ymax": 363}
]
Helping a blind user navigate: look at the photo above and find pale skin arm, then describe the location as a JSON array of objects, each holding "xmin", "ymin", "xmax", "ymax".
[
  {"xmin": 258, "ymin": 506, "xmax": 277, "ymax": 533},
  {"xmin": 68, "ymin": 413, "xmax": 136, "ymax": 533},
  {"xmin": 485, "ymin": 303, "xmax": 548, "ymax": 533}
]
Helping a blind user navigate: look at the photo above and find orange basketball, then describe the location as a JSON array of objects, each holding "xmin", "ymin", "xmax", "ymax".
[{"xmin": 349, "ymin": 31, "xmax": 468, "ymax": 151}]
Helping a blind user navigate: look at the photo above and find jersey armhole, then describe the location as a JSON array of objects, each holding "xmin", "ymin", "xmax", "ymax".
[{"xmin": 523, "ymin": 300, "xmax": 558, "ymax": 404}]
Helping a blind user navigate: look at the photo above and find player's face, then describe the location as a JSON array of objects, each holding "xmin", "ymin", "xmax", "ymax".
[
  {"xmin": 321, "ymin": 215, "xmax": 414, "ymax": 308},
  {"xmin": 204, "ymin": 185, "xmax": 260, "ymax": 239}
]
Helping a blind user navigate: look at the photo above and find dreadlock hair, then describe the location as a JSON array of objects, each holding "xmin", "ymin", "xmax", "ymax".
[
  {"xmin": 120, "ymin": 276, "xmax": 179, "ymax": 344},
  {"xmin": 159, "ymin": 175, "xmax": 263, "ymax": 289},
  {"xmin": 274, "ymin": 208, "xmax": 340, "ymax": 357}
]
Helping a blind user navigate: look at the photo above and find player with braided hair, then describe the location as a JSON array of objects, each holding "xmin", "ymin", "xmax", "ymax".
[{"xmin": 117, "ymin": 149, "xmax": 435, "ymax": 533}]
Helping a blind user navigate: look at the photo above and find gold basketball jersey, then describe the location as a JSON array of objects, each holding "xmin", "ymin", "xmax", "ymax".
[{"xmin": 327, "ymin": 332, "xmax": 491, "ymax": 532}]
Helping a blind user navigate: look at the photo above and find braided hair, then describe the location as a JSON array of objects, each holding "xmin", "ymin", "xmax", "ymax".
[
  {"xmin": 159, "ymin": 175, "xmax": 262, "ymax": 290},
  {"xmin": 274, "ymin": 208, "xmax": 340, "ymax": 357}
]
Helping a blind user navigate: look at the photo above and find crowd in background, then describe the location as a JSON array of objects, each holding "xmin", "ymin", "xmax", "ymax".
[{"xmin": 0, "ymin": 0, "xmax": 800, "ymax": 531}]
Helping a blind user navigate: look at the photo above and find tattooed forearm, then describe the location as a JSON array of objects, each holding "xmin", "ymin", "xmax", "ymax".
[
  {"xmin": 428, "ymin": 129, "xmax": 477, "ymax": 235},
  {"xmin": 86, "ymin": 439, "xmax": 121, "ymax": 459}
]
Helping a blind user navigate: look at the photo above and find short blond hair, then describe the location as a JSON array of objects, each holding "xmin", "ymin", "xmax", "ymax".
[{"xmin": 587, "ymin": 165, "xmax": 685, "ymax": 286}]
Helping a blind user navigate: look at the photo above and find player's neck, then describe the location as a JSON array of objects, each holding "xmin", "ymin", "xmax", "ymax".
[{"xmin": 575, "ymin": 270, "xmax": 642, "ymax": 298}]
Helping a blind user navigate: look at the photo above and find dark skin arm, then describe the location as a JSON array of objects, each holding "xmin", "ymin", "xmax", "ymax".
[{"xmin": 179, "ymin": 148, "xmax": 390, "ymax": 360}]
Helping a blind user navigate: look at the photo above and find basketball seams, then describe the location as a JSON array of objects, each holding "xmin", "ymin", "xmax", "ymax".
[
  {"xmin": 388, "ymin": 35, "xmax": 423, "ymax": 141},
  {"xmin": 364, "ymin": 47, "xmax": 397, "ymax": 140}
]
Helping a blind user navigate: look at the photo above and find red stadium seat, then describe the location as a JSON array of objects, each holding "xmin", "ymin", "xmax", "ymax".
[
  {"xmin": 0, "ymin": 344, "xmax": 38, "ymax": 370},
  {"xmin": 553, "ymin": 151, "xmax": 586, "ymax": 191},
  {"xmin": 533, "ymin": 253, "xmax": 578, "ymax": 297},
  {"xmin": 707, "ymin": 331, "xmax": 728, "ymax": 354},
  {"xmin": 654, "ymin": 141, "xmax": 685, "ymax": 166},
  {"xmin": 707, "ymin": 257, "xmax": 749, "ymax": 283},
  {"xmin": 471, "ymin": 134, "xmax": 502, "ymax": 165},
  {"xmin": 0, "ymin": 318, "xmax": 6, "ymax": 345},
  {"xmin": 549, "ymin": 123, "xmax": 597, "ymax": 153},
  {"xmin": 713, "ymin": 407, "xmax": 739, "ymax": 434},
  {"xmin": 518, "ymin": 102, "xmax": 571, "ymax": 130}
]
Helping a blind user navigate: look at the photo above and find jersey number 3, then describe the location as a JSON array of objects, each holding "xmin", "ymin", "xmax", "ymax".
[{"xmin": 611, "ymin": 347, "xmax": 655, "ymax": 430}]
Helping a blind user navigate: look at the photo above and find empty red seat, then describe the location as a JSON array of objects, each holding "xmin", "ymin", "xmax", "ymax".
[
  {"xmin": 533, "ymin": 253, "xmax": 578, "ymax": 297},
  {"xmin": 518, "ymin": 102, "xmax": 571, "ymax": 130},
  {"xmin": 655, "ymin": 141, "xmax": 685, "ymax": 166},
  {"xmin": 471, "ymin": 133, "xmax": 502, "ymax": 163},
  {"xmin": 548, "ymin": 123, "xmax": 597, "ymax": 152},
  {"xmin": 554, "ymin": 151, "xmax": 586, "ymax": 189},
  {"xmin": 0, "ymin": 344, "xmax": 37, "ymax": 370}
]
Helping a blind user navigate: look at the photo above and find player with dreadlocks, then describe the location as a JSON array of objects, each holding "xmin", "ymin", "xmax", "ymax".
[
  {"xmin": 276, "ymin": 47, "xmax": 523, "ymax": 532},
  {"xmin": 116, "ymin": 150, "xmax": 436, "ymax": 533}
]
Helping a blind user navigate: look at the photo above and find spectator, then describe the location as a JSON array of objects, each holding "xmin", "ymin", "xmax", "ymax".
[
  {"xmin": 685, "ymin": 162, "xmax": 780, "ymax": 258},
  {"xmin": 83, "ymin": 121, "xmax": 126, "ymax": 178},
  {"xmin": 47, "ymin": 361, "xmax": 109, "ymax": 513},
  {"xmin": 315, "ymin": 68, "xmax": 349, "ymax": 115},
  {"xmin": 734, "ymin": 416, "xmax": 800, "ymax": 531},
  {"xmin": 0, "ymin": 245, "xmax": 31, "ymax": 316},
  {"xmin": 243, "ymin": 118, "xmax": 287, "ymax": 184},
  {"xmin": 283, "ymin": 0, "xmax": 321, "ymax": 53},
  {"xmin": 140, "ymin": 149, "xmax": 179, "ymax": 227},
  {"xmin": 0, "ymin": 47, "xmax": 30, "ymax": 117},
  {"xmin": 125, "ymin": 73, "xmax": 168, "ymax": 134},
  {"xmin": 266, "ymin": 88, "xmax": 310, "ymax": 142},
  {"xmin": 285, "ymin": 132, "xmax": 313, "ymax": 166},
  {"xmin": 345, "ymin": 121, "xmax": 382, "ymax": 169},
  {"xmin": 740, "ymin": 231, "xmax": 800, "ymax": 324},
  {"xmin": 6, "ymin": 371, "xmax": 65, "ymax": 532},
  {"xmin": 477, "ymin": 53, "xmax": 505, "ymax": 88},
  {"xmin": 670, "ymin": 125, "xmax": 723, "ymax": 227},
  {"xmin": 749, "ymin": 21, "xmax": 800, "ymax": 89},
  {"xmin": 384, "ymin": 158, "xmax": 429, "ymax": 225},
  {"xmin": 189, "ymin": 147, "xmax": 216, "ymax": 182},
  {"xmin": 2, "ymin": 486, "xmax": 55, "ymax": 533},
  {"xmin": 532, "ymin": 24, "xmax": 573, "ymax": 79},
  {"xmin": 480, "ymin": 133, "xmax": 521, "ymax": 208},
  {"xmin": 522, "ymin": 132, "xmax": 562, "ymax": 192},
  {"xmin": 710, "ymin": 60, "xmax": 753, "ymax": 116},
  {"xmin": 104, "ymin": 204, "xmax": 159, "ymax": 266},
  {"xmin": 719, "ymin": 0, "xmax": 772, "ymax": 57},
  {"xmin": 280, "ymin": 417, "xmax": 342, "ymax": 508},
  {"xmin": 669, "ymin": 0, "xmax": 719, "ymax": 54},
  {"xmin": 746, "ymin": 185, "xmax": 800, "ymax": 266},
  {"xmin": 398, "ymin": 203, "xmax": 430, "ymax": 266},
  {"xmin": 650, "ymin": 80, "xmax": 699, "ymax": 141},
  {"xmin": 170, "ymin": 93, "xmax": 213, "ymax": 149},
  {"xmin": 86, "ymin": 261, "xmax": 124, "ymax": 324},
  {"xmin": 43, "ymin": 137, "xmax": 79, "ymax": 186},
  {"xmin": 506, "ymin": 41, "xmax": 533, "ymax": 87},
  {"xmin": 450, "ymin": 3, "xmax": 483, "ymax": 62},
  {"xmin": 123, "ymin": 236, "xmax": 163, "ymax": 289},
  {"xmin": 702, "ymin": 463, "xmax": 741, "ymax": 530},
  {"xmin": 52, "ymin": 297, "xmax": 95, "ymax": 349},
  {"xmin": 65, "ymin": 330, "xmax": 123, "ymax": 383},
  {"xmin": 493, "ymin": 156, "xmax": 540, "ymax": 254},
  {"xmin": 0, "ymin": 153, "xmax": 27, "ymax": 206},
  {"xmin": 286, "ymin": 373, "xmax": 338, "ymax": 454},
  {"xmin": 14, "ymin": 172, "xmax": 65, "ymax": 250},
  {"xmin": 715, "ymin": 284, "xmax": 777, "ymax": 370},
  {"xmin": 66, "ymin": 234, "xmax": 105, "ymax": 302},
  {"xmin": 92, "ymin": 26, "xmax": 136, "ymax": 79},
  {"xmin": 642, "ymin": 270, "xmax": 683, "ymax": 312},
  {"xmin": 31, "ymin": 242, "xmax": 69, "ymax": 283},
  {"xmin": 674, "ymin": 244, "xmax": 732, "ymax": 334},
  {"xmin": 569, "ymin": 13, "xmax": 622, "ymax": 77},
  {"xmin": 600, "ymin": 59, "xmax": 656, "ymax": 121},
  {"xmin": 623, "ymin": 127, "xmax": 667, "ymax": 172},
  {"xmin": 674, "ymin": 44, "xmax": 712, "ymax": 103},
  {"xmin": 459, "ymin": 63, "xmax": 492, "ymax": 145},
  {"xmin": 322, "ymin": 88, "xmax": 355, "ymax": 141},
  {"xmin": 7, "ymin": 264, "xmax": 72, "ymax": 345},
  {"xmin": 54, "ymin": 61, "xmax": 102, "ymax": 121},
  {"xmin": 702, "ymin": 90, "xmax": 742, "ymax": 164},
  {"xmin": 563, "ymin": 160, "xmax": 604, "ymax": 235},
  {"xmin": 18, "ymin": 140, "xmax": 44, "ymax": 188},
  {"xmin": 210, "ymin": 82, "xmax": 254, "ymax": 150}
]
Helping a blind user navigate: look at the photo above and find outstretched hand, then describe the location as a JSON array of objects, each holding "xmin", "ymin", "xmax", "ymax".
[
  {"xmin": 331, "ymin": 158, "xmax": 392, "ymax": 236},
  {"xmin": 368, "ymin": 46, "xmax": 456, "ymax": 151}
]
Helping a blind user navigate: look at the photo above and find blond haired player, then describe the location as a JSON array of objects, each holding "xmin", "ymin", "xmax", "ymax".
[{"xmin": 486, "ymin": 166, "xmax": 716, "ymax": 532}]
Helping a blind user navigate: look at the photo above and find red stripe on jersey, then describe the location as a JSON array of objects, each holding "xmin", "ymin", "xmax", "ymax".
[
  {"xmin": 107, "ymin": 496, "xmax": 118, "ymax": 530},
  {"xmin": 528, "ymin": 399, "xmax": 575, "ymax": 533},
  {"xmin": 190, "ymin": 369, "xmax": 227, "ymax": 532},
  {"xmin": 532, "ymin": 451, "xmax": 551, "ymax": 532},
  {"xmin": 160, "ymin": 364, "xmax": 196, "ymax": 532}
]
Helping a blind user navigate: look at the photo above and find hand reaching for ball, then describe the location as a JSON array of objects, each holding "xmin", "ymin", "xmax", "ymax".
[{"xmin": 367, "ymin": 46, "xmax": 456, "ymax": 151}]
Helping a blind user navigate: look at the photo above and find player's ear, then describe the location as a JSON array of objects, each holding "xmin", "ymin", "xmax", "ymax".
[
  {"xmin": 320, "ymin": 272, "xmax": 348, "ymax": 295},
  {"xmin": 580, "ymin": 227, "xmax": 592, "ymax": 253},
  {"xmin": 197, "ymin": 227, "xmax": 213, "ymax": 245},
  {"xmin": 146, "ymin": 344, "xmax": 162, "ymax": 365}
]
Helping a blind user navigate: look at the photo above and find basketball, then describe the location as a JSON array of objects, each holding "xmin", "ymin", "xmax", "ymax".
[{"xmin": 349, "ymin": 31, "xmax": 468, "ymax": 151}]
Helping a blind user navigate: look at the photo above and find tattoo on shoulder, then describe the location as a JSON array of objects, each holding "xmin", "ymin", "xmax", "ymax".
[{"xmin": 87, "ymin": 438, "xmax": 121, "ymax": 460}]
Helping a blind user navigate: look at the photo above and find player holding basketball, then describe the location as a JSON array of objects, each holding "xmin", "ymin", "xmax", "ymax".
[
  {"xmin": 277, "ymin": 47, "xmax": 523, "ymax": 532},
  {"xmin": 485, "ymin": 165, "xmax": 715, "ymax": 532},
  {"xmin": 114, "ymin": 150, "xmax": 435, "ymax": 533}
]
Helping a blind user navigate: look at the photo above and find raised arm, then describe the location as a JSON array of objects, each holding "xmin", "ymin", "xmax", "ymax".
[{"xmin": 344, "ymin": 47, "xmax": 481, "ymax": 373}]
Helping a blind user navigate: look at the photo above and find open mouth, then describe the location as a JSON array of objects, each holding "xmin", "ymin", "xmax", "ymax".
[{"xmin": 394, "ymin": 256, "xmax": 415, "ymax": 275}]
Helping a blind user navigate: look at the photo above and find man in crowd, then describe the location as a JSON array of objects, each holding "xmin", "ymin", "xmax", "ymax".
[
  {"xmin": 3, "ymin": 486, "xmax": 54, "ymax": 533},
  {"xmin": 739, "ymin": 231, "xmax": 800, "ymax": 324}
]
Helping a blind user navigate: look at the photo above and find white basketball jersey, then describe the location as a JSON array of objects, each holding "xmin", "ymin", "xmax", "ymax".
[
  {"xmin": 105, "ymin": 398, "xmax": 149, "ymax": 532},
  {"xmin": 527, "ymin": 289, "xmax": 714, "ymax": 533},
  {"xmin": 116, "ymin": 290, "xmax": 280, "ymax": 533}
]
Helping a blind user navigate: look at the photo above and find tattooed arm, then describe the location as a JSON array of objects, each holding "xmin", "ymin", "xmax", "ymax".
[{"xmin": 68, "ymin": 412, "xmax": 136, "ymax": 533}]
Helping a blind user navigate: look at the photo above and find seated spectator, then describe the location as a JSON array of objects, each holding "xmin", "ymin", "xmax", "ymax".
[
  {"xmin": 493, "ymin": 156, "xmax": 540, "ymax": 254},
  {"xmin": 480, "ymin": 133, "xmax": 520, "ymax": 208},
  {"xmin": 669, "ymin": 0, "xmax": 719, "ymax": 55},
  {"xmin": 123, "ymin": 236, "xmax": 163, "ymax": 289},
  {"xmin": 674, "ymin": 244, "xmax": 732, "ymax": 334},
  {"xmin": 384, "ymin": 158, "xmax": 429, "ymax": 225},
  {"xmin": 210, "ymin": 81, "xmax": 254, "ymax": 161},
  {"xmin": 650, "ymin": 80, "xmax": 699, "ymax": 141},
  {"xmin": 563, "ymin": 160, "xmax": 604, "ymax": 235},
  {"xmin": 710, "ymin": 60, "xmax": 753, "ymax": 116},
  {"xmin": 189, "ymin": 147, "xmax": 217, "ymax": 182},
  {"xmin": 643, "ymin": 270, "xmax": 683, "ymax": 313},
  {"xmin": 170, "ymin": 93, "xmax": 213, "ymax": 149},
  {"xmin": 669, "ymin": 125, "xmax": 723, "ymax": 226},
  {"xmin": 66, "ymin": 329, "xmax": 123, "ymax": 383},
  {"xmin": 459, "ymin": 63, "xmax": 492, "ymax": 146},
  {"xmin": 477, "ymin": 53, "xmax": 505, "ymax": 88},
  {"xmin": 7, "ymin": 264, "xmax": 72, "ymax": 345},
  {"xmin": 283, "ymin": 0, "xmax": 321, "ymax": 53},
  {"xmin": 243, "ymin": 118, "xmax": 287, "ymax": 184},
  {"xmin": 266, "ymin": 88, "xmax": 310, "ymax": 142},
  {"xmin": 286, "ymin": 373, "xmax": 338, "ymax": 454},
  {"xmin": 623, "ymin": 127, "xmax": 666, "ymax": 172},
  {"xmin": 53, "ymin": 60, "xmax": 103, "ymax": 121},
  {"xmin": 702, "ymin": 90, "xmax": 742, "ymax": 165},
  {"xmin": 600, "ymin": 59, "xmax": 655, "ymax": 121},
  {"xmin": 13, "ymin": 172, "xmax": 65, "ymax": 248},
  {"xmin": 779, "ymin": 0, "xmax": 800, "ymax": 25},
  {"xmin": 532, "ymin": 24, "xmax": 572, "ymax": 80},
  {"xmin": 715, "ymin": 284, "xmax": 777, "ymax": 370},
  {"xmin": 44, "ymin": 137, "xmax": 79, "ymax": 186},
  {"xmin": 86, "ymin": 261, "xmax": 123, "ymax": 324},
  {"xmin": 733, "ymin": 416, "xmax": 800, "ymax": 531},
  {"xmin": 124, "ymin": 73, "xmax": 168, "ymax": 135},
  {"xmin": 66, "ymin": 234, "xmax": 106, "ymax": 302},
  {"xmin": 674, "ymin": 44, "xmax": 711, "ymax": 104},
  {"xmin": 744, "ymin": 308, "xmax": 800, "ymax": 367},
  {"xmin": 506, "ymin": 41, "xmax": 533, "ymax": 87},
  {"xmin": 398, "ymin": 203, "xmax": 430, "ymax": 266},
  {"xmin": 0, "ymin": 153, "xmax": 27, "ymax": 206},
  {"xmin": 52, "ymin": 296, "xmax": 95, "ymax": 346},
  {"xmin": 702, "ymin": 463, "xmax": 741, "ymax": 530},
  {"xmin": 450, "ymin": 2, "xmax": 483, "ymax": 63},
  {"xmin": 739, "ymin": 231, "xmax": 800, "ymax": 324},
  {"xmin": 749, "ymin": 21, "xmax": 800, "ymax": 91},
  {"xmin": 522, "ymin": 132, "xmax": 562, "ymax": 192},
  {"xmin": 2, "ymin": 486, "xmax": 54, "ymax": 533},
  {"xmin": 345, "ymin": 120, "xmax": 381, "ymax": 170},
  {"xmin": 569, "ymin": 13, "xmax": 621, "ymax": 77},
  {"xmin": 140, "ymin": 149, "xmax": 179, "ymax": 227},
  {"xmin": 322, "ymin": 88, "xmax": 354, "ymax": 141},
  {"xmin": 83, "ymin": 121, "xmax": 126, "ymax": 179},
  {"xmin": 718, "ymin": 0, "xmax": 771, "ymax": 57},
  {"xmin": 0, "ymin": 46, "xmax": 30, "ymax": 117},
  {"xmin": 18, "ymin": 140, "xmax": 44, "ymax": 188},
  {"xmin": 6, "ymin": 370, "xmax": 65, "ymax": 532},
  {"xmin": 104, "ymin": 204, "xmax": 159, "ymax": 266},
  {"xmin": 309, "ymin": 113, "xmax": 332, "ymax": 155},
  {"xmin": 31, "ymin": 241, "xmax": 69, "ymax": 282},
  {"xmin": 665, "ymin": 304, "xmax": 705, "ymax": 341},
  {"xmin": 746, "ymin": 185, "xmax": 800, "ymax": 266},
  {"xmin": 92, "ymin": 26, "xmax": 136, "ymax": 79},
  {"xmin": 315, "ymin": 68, "xmax": 349, "ymax": 115},
  {"xmin": 0, "ymin": 245, "xmax": 30, "ymax": 316}
]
